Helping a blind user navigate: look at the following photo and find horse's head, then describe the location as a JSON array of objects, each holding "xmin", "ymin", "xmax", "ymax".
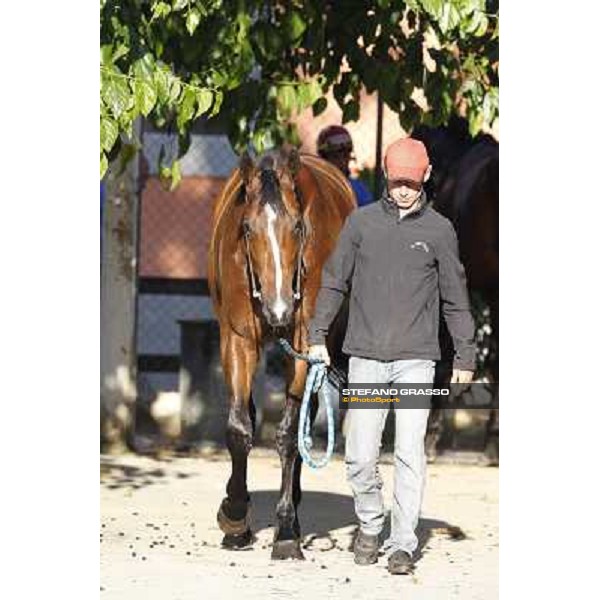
[{"xmin": 238, "ymin": 147, "xmax": 306, "ymax": 328}]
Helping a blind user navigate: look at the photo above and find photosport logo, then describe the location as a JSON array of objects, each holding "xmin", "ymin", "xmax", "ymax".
[{"xmin": 339, "ymin": 383, "xmax": 499, "ymax": 410}]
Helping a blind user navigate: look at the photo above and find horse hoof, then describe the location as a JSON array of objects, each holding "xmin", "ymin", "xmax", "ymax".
[
  {"xmin": 217, "ymin": 503, "xmax": 251, "ymax": 536},
  {"xmin": 271, "ymin": 539, "xmax": 305, "ymax": 561},
  {"xmin": 485, "ymin": 437, "xmax": 499, "ymax": 466},
  {"xmin": 425, "ymin": 444, "xmax": 438, "ymax": 464},
  {"xmin": 222, "ymin": 529, "xmax": 255, "ymax": 550}
]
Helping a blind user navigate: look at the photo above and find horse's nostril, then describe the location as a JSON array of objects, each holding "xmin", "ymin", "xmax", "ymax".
[{"xmin": 263, "ymin": 303, "xmax": 292, "ymax": 327}]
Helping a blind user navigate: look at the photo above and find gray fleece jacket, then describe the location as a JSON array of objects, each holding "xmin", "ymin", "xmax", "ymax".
[{"xmin": 307, "ymin": 193, "xmax": 476, "ymax": 370}]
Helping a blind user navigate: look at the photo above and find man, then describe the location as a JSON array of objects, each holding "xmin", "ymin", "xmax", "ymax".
[
  {"xmin": 307, "ymin": 137, "xmax": 476, "ymax": 574},
  {"xmin": 317, "ymin": 125, "xmax": 374, "ymax": 207}
]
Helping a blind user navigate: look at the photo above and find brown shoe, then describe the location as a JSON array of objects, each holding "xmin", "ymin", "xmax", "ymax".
[{"xmin": 353, "ymin": 530, "xmax": 379, "ymax": 565}]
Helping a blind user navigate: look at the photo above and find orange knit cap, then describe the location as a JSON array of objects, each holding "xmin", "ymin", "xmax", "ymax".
[{"xmin": 384, "ymin": 138, "xmax": 430, "ymax": 183}]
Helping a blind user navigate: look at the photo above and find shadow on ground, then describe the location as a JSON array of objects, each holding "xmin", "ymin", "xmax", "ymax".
[
  {"xmin": 245, "ymin": 489, "xmax": 465, "ymax": 563},
  {"xmin": 100, "ymin": 457, "xmax": 195, "ymax": 490}
]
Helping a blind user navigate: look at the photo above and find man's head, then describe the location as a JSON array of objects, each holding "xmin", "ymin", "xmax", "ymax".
[
  {"xmin": 317, "ymin": 125, "xmax": 353, "ymax": 176},
  {"xmin": 383, "ymin": 138, "xmax": 432, "ymax": 209}
]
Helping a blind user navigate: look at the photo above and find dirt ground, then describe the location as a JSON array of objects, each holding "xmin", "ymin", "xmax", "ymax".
[{"xmin": 100, "ymin": 448, "xmax": 498, "ymax": 599}]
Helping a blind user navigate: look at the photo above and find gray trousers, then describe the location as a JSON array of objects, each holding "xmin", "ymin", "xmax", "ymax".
[{"xmin": 345, "ymin": 356, "xmax": 435, "ymax": 556}]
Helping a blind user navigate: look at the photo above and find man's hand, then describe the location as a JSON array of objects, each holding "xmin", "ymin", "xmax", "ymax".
[
  {"xmin": 308, "ymin": 344, "xmax": 331, "ymax": 366},
  {"xmin": 451, "ymin": 369, "xmax": 474, "ymax": 384}
]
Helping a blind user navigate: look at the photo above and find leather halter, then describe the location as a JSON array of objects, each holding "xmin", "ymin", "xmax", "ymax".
[{"xmin": 242, "ymin": 181, "xmax": 306, "ymax": 304}]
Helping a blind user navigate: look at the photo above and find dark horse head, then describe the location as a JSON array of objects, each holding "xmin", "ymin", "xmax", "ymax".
[{"xmin": 238, "ymin": 147, "xmax": 306, "ymax": 328}]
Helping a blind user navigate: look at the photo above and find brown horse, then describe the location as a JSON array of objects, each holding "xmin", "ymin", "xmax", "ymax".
[
  {"xmin": 414, "ymin": 122, "xmax": 499, "ymax": 464},
  {"xmin": 207, "ymin": 147, "xmax": 356, "ymax": 559}
]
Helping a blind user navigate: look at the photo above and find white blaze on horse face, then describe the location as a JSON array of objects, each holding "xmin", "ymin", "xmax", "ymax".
[{"xmin": 265, "ymin": 203, "xmax": 287, "ymax": 319}]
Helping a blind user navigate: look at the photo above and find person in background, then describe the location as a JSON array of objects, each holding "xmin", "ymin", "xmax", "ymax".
[{"xmin": 317, "ymin": 125, "xmax": 374, "ymax": 207}]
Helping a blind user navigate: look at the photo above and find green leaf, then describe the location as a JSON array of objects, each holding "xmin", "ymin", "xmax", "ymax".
[
  {"xmin": 100, "ymin": 152, "xmax": 108, "ymax": 179},
  {"xmin": 251, "ymin": 22, "xmax": 269, "ymax": 58},
  {"xmin": 211, "ymin": 70, "xmax": 228, "ymax": 88},
  {"xmin": 482, "ymin": 88, "xmax": 499, "ymax": 125},
  {"xmin": 172, "ymin": 0, "xmax": 189, "ymax": 11},
  {"xmin": 100, "ymin": 116, "xmax": 119, "ymax": 153},
  {"xmin": 474, "ymin": 15, "xmax": 489, "ymax": 37},
  {"xmin": 186, "ymin": 7, "xmax": 201, "ymax": 35},
  {"xmin": 209, "ymin": 90, "xmax": 223, "ymax": 117},
  {"xmin": 100, "ymin": 45, "xmax": 113, "ymax": 66},
  {"xmin": 464, "ymin": 10, "xmax": 484, "ymax": 34},
  {"xmin": 112, "ymin": 44, "xmax": 129, "ymax": 63},
  {"xmin": 297, "ymin": 79, "xmax": 322, "ymax": 109},
  {"xmin": 252, "ymin": 129, "xmax": 273, "ymax": 154},
  {"xmin": 296, "ymin": 83, "xmax": 310, "ymax": 109},
  {"xmin": 168, "ymin": 77, "xmax": 182, "ymax": 104},
  {"xmin": 257, "ymin": 23, "xmax": 282, "ymax": 55},
  {"xmin": 159, "ymin": 164, "xmax": 171, "ymax": 189},
  {"xmin": 177, "ymin": 87, "xmax": 196, "ymax": 132},
  {"xmin": 118, "ymin": 106, "xmax": 137, "ymax": 138},
  {"xmin": 101, "ymin": 71, "xmax": 130, "ymax": 118},
  {"xmin": 419, "ymin": 0, "xmax": 443, "ymax": 19},
  {"xmin": 195, "ymin": 89, "xmax": 213, "ymax": 117},
  {"xmin": 468, "ymin": 109, "xmax": 484, "ymax": 136},
  {"xmin": 283, "ymin": 9, "xmax": 307, "ymax": 42},
  {"xmin": 277, "ymin": 85, "xmax": 296, "ymax": 116},
  {"xmin": 154, "ymin": 67, "xmax": 170, "ymax": 104},
  {"xmin": 438, "ymin": 3, "xmax": 461, "ymax": 33},
  {"xmin": 151, "ymin": 1, "xmax": 171, "ymax": 21},
  {"xmin": 170, "ymin": 160, "xmax": 182, "ymax": 190},
  {"xmin": 133, "ymin": 78, "xmax": 157, "ymax": 117},
  {"xmin": 312, "ymin": 96, "xmax": 328, "ymax": 117},
  {"xmin": 132, "ymin": 55, "xmax": 155, "ymax": 82}
]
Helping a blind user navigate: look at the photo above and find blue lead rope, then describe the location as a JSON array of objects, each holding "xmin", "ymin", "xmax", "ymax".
[{"xmin": 277, "ymin": 338, "xmax": 335, "ymax": 469}]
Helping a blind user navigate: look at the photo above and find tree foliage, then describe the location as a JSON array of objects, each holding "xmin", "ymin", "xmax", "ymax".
[{"xmin": 100, "ymin": 0, "xmax": 499, "ymax": 179}]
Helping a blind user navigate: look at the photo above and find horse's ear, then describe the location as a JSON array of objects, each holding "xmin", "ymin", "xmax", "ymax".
[{"xmin": 239, "ymin": 151, "xmax": 254, "ymax": 184}]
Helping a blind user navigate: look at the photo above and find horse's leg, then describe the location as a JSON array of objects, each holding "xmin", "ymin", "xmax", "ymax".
[
  {"xmin": 216, "ymin": 331, "xmax": 258, "ymax": 549},
  {"xmin": 484, "ymin": 364, "xmax": 499, "ymax": 466},
  {"xmin": 291, "ymin": 392, "xmax": 319, "ymax": 534},
  {"xmin": 271, "ymin": 356, "xmax": 309, "ymax": 560},
  {"xmin": 484, "ymin": 290, "xmax": 499, "ymax": 466},
  {"xmin": 425, "ymin": 402, "xmax": 444, "ymax": 463},
  {"xmin": 485, "ymin": 406, "xmax": 499, "ymax": 466},
  {"xmin": 426, "ymin": 331, "xmax": 453, "ymax": 462}
]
